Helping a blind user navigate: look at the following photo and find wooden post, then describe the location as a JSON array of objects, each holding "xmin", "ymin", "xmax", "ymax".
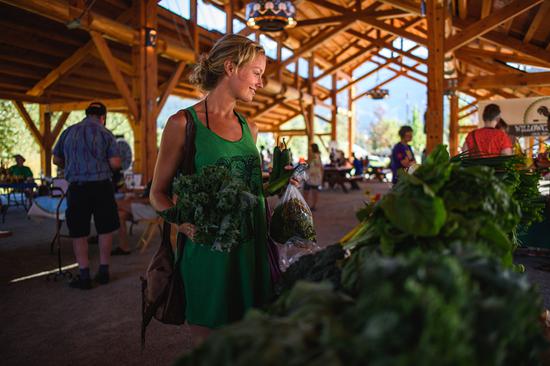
[
  {"xmin": 331, "ymin": 74, "xmax": 338, "ymax": 142},
  {"xmin": 132, "ymin": 0, "xmax": 158, "ymax": 182},
  {"xmin": 307, "ymin": 54, "xmax": 315, "ymax": 147},
  {"xmin": 191, "ymin": 0, "xmax": 199, "ymax": 56},
  {"xmin": 39, "ymin": 105, "xmax": 52, "ymax": 177},
  {"xmin": 225, "ymin": 1, "xmax": 233, "ymax": 34},
  {"xmin": 449, "ymin": 93, "xmax": 459, "ymax": 156},
  {"xmin": 348, "ymin": 86, "xmax": 356, "ymax": 158},
  {"xmin": 426, "ymin": 0, "xmax": 445, "ymax": 153}
]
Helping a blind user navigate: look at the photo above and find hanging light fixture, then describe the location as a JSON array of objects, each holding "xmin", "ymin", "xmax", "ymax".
[
  {"xmin": 366, "ymin": 69, "xmax": 390, "ymax": 100},
  {"xmin": 246, "ymin": 1, "xmax": 297, "ymax": 32},
  {"xmin": 366, "ymin": 88, "xmax": 390, "ymax": 99}
]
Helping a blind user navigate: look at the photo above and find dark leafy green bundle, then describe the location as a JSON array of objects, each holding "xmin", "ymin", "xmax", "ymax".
[
  {"xmin": 158, "ymin": 164, "xmax": 256, "ymax": 251},
  {"xmin": 451, "ymin": 152, "xmax": 544, "ymax": 229},
  {"xmin": 274, "ymin": 244, "xmax": 345, "ymax": 297},
  {"xmin": 174, "ymin": 250, "xmax": 546, "ymax": 366},
  {"xmin": 270, "ymin": 188, "xmax": 316, "ymax": 246},
  {"xmin": 345, "ymin": 145, "xmax": 521, "ymax": 268}
]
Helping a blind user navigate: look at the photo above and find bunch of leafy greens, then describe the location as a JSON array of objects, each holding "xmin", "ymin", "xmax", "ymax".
[
  {"xmin": 345, "ymin": 145, "xmax": 521, "ymax": 269},
  {"xmin": 158, "ymin": 165, "xmax": 256, "ymax": 251},
  {"xmin": 450, "ymin": 152, "xmax": 544, "ymax": 229},
  {"xmin": 270, "ymin": 195, "xmax": 316, "ymax": 246},
  {"xmin": 175, "ymin": 250, "xmax": 545, "ymax": 366}
]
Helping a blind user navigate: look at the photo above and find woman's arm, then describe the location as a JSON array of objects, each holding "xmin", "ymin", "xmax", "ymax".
[{"xmin": 150, "ymin": 111, "xmax": 188, "ymax": 212}]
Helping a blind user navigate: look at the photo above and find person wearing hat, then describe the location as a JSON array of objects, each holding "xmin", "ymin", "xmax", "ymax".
[
  {"xmin": 8, "ymin": 154, "xmax": 33, "ymax": 181},
  {"xmin": 53, "ymin": 102, "xmax": 121, "ymax": 290}
]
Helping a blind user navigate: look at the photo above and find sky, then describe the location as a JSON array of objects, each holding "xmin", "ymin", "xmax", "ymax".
[{"xmin": 157, "ymin": 0, "xmax": 429, "ymax": 136}]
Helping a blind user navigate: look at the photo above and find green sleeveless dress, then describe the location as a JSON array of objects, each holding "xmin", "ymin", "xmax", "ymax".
[{"xmin": 180, "ymin": 106, "xmax": 272, "ymax": 328}]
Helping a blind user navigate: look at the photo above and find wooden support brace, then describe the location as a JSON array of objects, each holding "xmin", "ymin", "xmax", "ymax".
[
  {"xmin": 90, "ymin": 30, "xmax": 139, "ymax": 120},
  {"xmin": 156, "ymin": 62, "xmax": 186, "ymax": 119},
  {"xmin": 12, "ymin": 101, "xmax": 45, "ymax": 149}
]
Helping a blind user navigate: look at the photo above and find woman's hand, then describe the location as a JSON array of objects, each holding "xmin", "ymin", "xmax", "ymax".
[
  {"xmin": 285, "ymin": 165, "xmax": 300, "ymax": 187},
  {"xmin": 178, "ymin": 222, "xmax": 197, "ymax": 240}
]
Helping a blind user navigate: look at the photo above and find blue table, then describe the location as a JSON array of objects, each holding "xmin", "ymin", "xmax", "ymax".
[{"xmin": 0, "ymin": 182, "xmax": 37, "ymax": 222}]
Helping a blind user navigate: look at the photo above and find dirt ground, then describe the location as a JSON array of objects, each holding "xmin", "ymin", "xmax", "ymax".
[{"xmin": 1, "ymin": 180, "xmax": 549, "ymax": 366}]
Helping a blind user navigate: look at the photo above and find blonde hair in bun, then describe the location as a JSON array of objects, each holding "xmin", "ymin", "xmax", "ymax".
[{"xmin": 189, "ymin": 34, "xmax": 265, "ymax": 91}]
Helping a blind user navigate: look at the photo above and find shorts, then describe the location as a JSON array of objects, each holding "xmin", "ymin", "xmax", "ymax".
[
  {"xmin": 304, "ymin": 182, "xmax": 321, "ymax": 191},
  {"xmin": 66, "ymin": 180, "xmax": 120, "ymax": 238}
]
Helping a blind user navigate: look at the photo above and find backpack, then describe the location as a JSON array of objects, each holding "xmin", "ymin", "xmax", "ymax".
[{"xmin": 141, "ymin": 109, "xmax": 195, "ymax": 348}]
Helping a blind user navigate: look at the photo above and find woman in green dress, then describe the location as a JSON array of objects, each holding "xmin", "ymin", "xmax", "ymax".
[{"xmin": 150, "ymin": 34, "xmax": 279, "ymax": 344}]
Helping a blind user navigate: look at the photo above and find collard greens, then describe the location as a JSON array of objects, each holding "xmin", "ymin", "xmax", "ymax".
[{"xmin": 158, "ymin": 165, "xmax": 257, "ymax": 251}]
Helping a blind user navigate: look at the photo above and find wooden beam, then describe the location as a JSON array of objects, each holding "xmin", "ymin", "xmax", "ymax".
[
  {"xmin": 136, "ymin": 0, "xmax": 159, "ymax": 182},
  {"xmin": 225, "ymin": 1, "xmax": 233, "ymax": 34},
  {"xmin": 449, "ymin": 94, "xmax": 459, "ymax": 156},
  {"xmin": 459, "ymin": 107, "xmax": 479, "ymax": 120},
  {"xmin": 51, "ymin": 112, "xmax": 70, "ymax": 142},
  {"xmin": 458, "ymin": 0, "xmax": 468, "ymax": 20},
  {"xmin": 12, "ymin": 101, "xmax": 44, "ymax": 149},
  {"xmin": 452, "ymin": 18, "xmax": 550, "ymax": 68},
  {"xmin": 46, "ymin": 99, "xmax": 127, "ymax": 112},
  {"xmin": 156, "ymin": 62, "xmax": 186, "ymax": 118},
  {"xmin": 0, "ymin": 0, "xmax": 195, "ymax": 62},
  {"xmin": 307, "ymin": 53, "xmax": 316, "ymax": 145},
  {"xmin": 0, "ymin": 91, "xmax": 52, "ymax": 104},
  {"xmin": 312, "ymin": 48, "xmax": 374, "ymax": 84},
  {"xmin": 454, "ymin": 47, "xmax": 549, "ymax": 69},
  {"xmin": 26, "ymin": 43, "xmax": 94, "ymax": 96},
  {"xmin": 523, "ymin": 1, "xmax": 550, "ymax": 43},
  {"xmin": 252, "ymin": 97, "xmax": 286, "ymax": 120},
  {"xmin": 295, "ymin": 9, "xmax": 408, "ymax": 28},
  {"xmin": 90, "ymin": 30, "xmax": 138, "ymax": 120},
  {"xmin": 336, "ymin": 57, "xmax": 398, "ymax": 93},
  {"xmin": 445, "ymin": 0, "xmax": 543, "ymax": 53},
  {"xmin": 347, "ymin": 30, "xmax": 427, "ymax": 64},
  {"xmin": 378, "ymin": 0, "xmax": 419, "ymax": 14},
  {"xmin": 358, "ymin": 17, "xmax": 427, "ymax": 46},
  {"xmin": 348, "ymin": 85, "xmax": 355, "ymax": 158},
  {"xmin": 39, "ymin": 105, "xmax": 53, "ymax": 176},
  {"xmin": 458, "ymin": 124, "xmax": 477, "ymax": 133},
  {"xmin": 426, "ymin": 0, "xmax": 445, "ymax": 153},
  {"xmin": 309, "ymin": 0, "xmax": 349, "ymax": 14},
  {"xmin": 481, "ymin": 0, "xmax": 493, "ymax": 18},
  {"xmin": 460, "ymin": 100, "xmax": 478, "ymax": 113},
  {"xmin": 268, "ymin": 21, "xmax": 356, "ymax": 77},
  {"xmin": 455, "ymin": 71, "xmax": 550, "ymax": 89}
]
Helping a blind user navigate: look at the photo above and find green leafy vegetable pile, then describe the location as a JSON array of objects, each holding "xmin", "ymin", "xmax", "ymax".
[
  {"xmin": 450, "ymin": 152, "xmax": 544, "ymax": 229},
  {"xmin": 175, "ymin": 250, "xmax": 545, "ymax": 366},
  {"xmin": 158, "ymin": 165, "xmax": 256, "ymax": 251},
  {"xmin": 345, "ymin": 145, "xmax": 522, "ymax": 269},
  {"xmin": 173, "ymin": 146, "xmax": 547, "ymax": 365}
]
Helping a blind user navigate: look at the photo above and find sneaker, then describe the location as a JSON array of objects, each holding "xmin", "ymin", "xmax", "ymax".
[
  {"xmin": 69, "ymin": 276, "xmax": 92, "ymax": 290},
  {"xmin": 111, "ymin": 247, "xmax": 131, "ymax": 256},
  {"xmin": 94, "ymin": 271, "xmax": 110, "ymax": 285}
]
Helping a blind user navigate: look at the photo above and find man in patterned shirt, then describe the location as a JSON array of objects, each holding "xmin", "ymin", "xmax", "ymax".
[{"xmin": 53, "ymin": 102, "xmax": 121, "ymax": 289}]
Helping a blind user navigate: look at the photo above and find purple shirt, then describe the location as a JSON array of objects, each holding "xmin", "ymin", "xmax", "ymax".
[
  {"xmin": 53, "ymin": 116, "xmax": 119, "ymax": 182},
  {"xmin": 390, "ymin": 143, "xmax": 415, "ymax": 184}
]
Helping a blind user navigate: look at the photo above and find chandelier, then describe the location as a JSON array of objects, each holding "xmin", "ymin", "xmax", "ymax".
[
  {"xmin": 367, "ymin": 88, "xmax": 390, "ymax": 100},
  {"xmin": 246, "ymin": 1, "xmax": 297, "ymax": 32}
]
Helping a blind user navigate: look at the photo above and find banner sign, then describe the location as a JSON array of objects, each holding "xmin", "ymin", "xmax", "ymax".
[
  {"xmin": 478, "ymin": 97, "xmax": 550, "ymax": 137},
  {"xmin": 508, "ymin": 124, "xmax": 549, "ymax": 137}
]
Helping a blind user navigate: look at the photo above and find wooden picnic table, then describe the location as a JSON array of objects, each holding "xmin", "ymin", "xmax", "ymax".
[{"xmin": 323, "ymin": 165, "xmax": 359, "ymax": 193}]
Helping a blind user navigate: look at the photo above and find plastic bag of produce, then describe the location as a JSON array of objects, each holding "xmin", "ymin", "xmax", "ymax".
[{"xmin": 269, "ymin": 172, "xmax": 318, "ymax": 269}]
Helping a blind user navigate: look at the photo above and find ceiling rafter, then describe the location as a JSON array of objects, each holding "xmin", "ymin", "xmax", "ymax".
[{"xmin": 445, "ymin": 0, "xmax": 544, "ymax": 53}]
